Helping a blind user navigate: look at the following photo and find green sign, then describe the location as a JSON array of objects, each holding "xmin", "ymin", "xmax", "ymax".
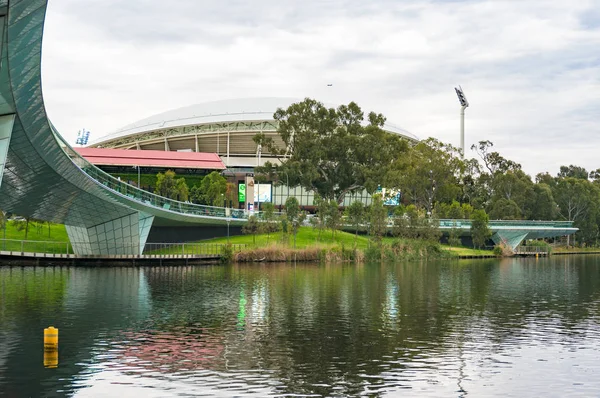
[{"xmin": 238, "ymin": 183, "xmax": 246, "ymax": 202}]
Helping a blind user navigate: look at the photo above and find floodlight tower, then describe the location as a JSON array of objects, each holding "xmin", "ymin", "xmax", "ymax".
[{"xmin": 454, "ymin": 86, "xmax": 469, "ymax": 157}]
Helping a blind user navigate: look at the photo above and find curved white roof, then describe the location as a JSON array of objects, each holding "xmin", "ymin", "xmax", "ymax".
[{"xmin": 91, "ymin": 97, "xmax": 419, "ymax": 144}]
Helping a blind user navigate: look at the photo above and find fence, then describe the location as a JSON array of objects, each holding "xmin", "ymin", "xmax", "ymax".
[
  {"xmin": 514, "ymin": 245, "xmax": 550, "ymax": 255},
  {"xmin": 0, "ymin": 239, "xmax": 246, "ymax": 258}
]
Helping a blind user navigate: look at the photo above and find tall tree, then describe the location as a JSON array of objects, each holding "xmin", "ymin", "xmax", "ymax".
[
  {"xmin": 313, "ymin": 195, "xmax": 328, "ymax": 241},
  {"xmin": 553, "ymin": 177, "xmax": 599, "ymax": 245},
  {"xmin": 199, "ymin": 171, "xmax": 228, "ymax": 206},
  {"xmin": 488, "ymin": 170, "xmax": 535, "ymax": 219},
  {"xmin": 155, "ymin": 170, "xmax": 189, "ymax": 201},
  {"xmin": 345, "ymin": 200, "xmax": 365, "ymax": 243},
  {"xmin": 471, "ymin": 140, "xmax": 521, "ymax": 175},
  {"xmin": 255, "ymin": 98, "xmax": 409, "ymax": 204},
  {"xmin": 395, "ymin": 138, "xmax": 464, "ymax": 214},
  {"xmin": 369, "ymin": 194, "xmax": 388, "ymax": 240},
  {"xmin": 471, "ymin": 209, "xmax": 491, "ymax": 249},
  {"xmin": 558, "ymin": 165, "xmax": 588, "ymax": 180},
  {"xmin": 285, "ymin": 197, "xmax": 306, "ymax": 248},
  {"xmin": 242, "ymin": 215, "xmax": 262, "ymax": 245},
  {"xmin": 260, "ymin": 202, "xmax": 277, "ymax": 241},
  {"xmin": 530, "ymin": 183, "xmax": 558, "ymax": 220},
  {"xmin": 325, "ymin": 200, "xmax": 342, "ymax": 239}
]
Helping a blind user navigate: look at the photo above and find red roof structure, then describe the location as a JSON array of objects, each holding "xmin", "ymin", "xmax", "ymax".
[{"xmin": 75, "ymin": 147, "xmax": 225, "ymax": 170}]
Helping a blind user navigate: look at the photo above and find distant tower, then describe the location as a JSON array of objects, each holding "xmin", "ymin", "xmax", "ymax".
[{"xmin": 454, "ymin": 86, "xmax": 469, "ymax": 157}]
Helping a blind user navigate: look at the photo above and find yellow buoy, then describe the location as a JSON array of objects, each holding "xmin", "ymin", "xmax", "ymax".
[
  {"xmin": 44, "ymin": 326, "xmax": 58, "ymax": 350},
  {"xmin": 43, "ymin": 349, "xmax": 58, "ymax": 368}
]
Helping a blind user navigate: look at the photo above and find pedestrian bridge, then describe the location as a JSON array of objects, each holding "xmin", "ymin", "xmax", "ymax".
[
  {"xmin": 438, "ymin": 219, "xmax": 577, "ymax": 250},
  {"xmin": 0, "ymin": 0, "xmax": 253, "ymax": 255}
]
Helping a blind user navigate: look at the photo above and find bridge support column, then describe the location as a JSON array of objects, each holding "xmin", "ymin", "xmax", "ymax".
[
  {"xmin": 491, "ymin": 231, "xmax": 529, "ymax": 251},
  {"xmin": 66, "ymin": 212, "xmax": 154, "ymax": 256},
  {"xmin": 0, "ymin": 115, "xmax": 15, "ymax": 189}
]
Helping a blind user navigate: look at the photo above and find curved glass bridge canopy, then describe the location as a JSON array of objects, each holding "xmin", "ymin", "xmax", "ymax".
[{"xmin": 0, "ymin": 0, "xmax": 250, "ymax": 255}]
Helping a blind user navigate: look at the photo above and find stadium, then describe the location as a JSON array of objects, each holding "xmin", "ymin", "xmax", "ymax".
[{"xmin": 87, "ymin": 97, "xmax": 419, "ymax": 209}]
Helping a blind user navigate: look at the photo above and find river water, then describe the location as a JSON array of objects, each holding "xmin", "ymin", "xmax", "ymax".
[{"xmin": 1, "ymin": 256, "xmax": 600, "ymax": 397}]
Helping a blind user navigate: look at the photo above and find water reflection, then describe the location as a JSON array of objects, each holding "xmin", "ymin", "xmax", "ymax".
[{"xmin": 1, "ymin": 256, "xmax": 600, "ymax": 396}]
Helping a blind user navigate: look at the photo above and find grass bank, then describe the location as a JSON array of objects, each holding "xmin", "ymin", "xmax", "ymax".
[
  {"xmin": 206, "ymin": 227, "xmax": 492, "ymax": 263},
  {"xmin": 0, "ymin": 221, "xmax": 69, "ymax": 253}
]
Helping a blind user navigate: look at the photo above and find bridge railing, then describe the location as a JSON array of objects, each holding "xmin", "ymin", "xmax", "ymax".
[
  {"xmin": 514, "ymin": 245, "xmax": 550, "ymax": 254},
  {"xmin": 0, "ymin": 239, "xmax": 246, "ymax": 257},
  {"xmin": 438, "ymin": 219, "xmax": 574, "ymax": 228},
  {"xmin": 52, "ymin": 126, "xmax": 256, "ymax": 220}
]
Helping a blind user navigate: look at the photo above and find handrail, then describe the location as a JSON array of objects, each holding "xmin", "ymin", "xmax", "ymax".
[
  {"xmin": 438, "ymin": 219, "xmax": 575, "ymax": 228},
  {"xmin": 514, "ymin": 245, "xmax": 550, "ymax": 253},
  {"xmin": 51, "ymin": 125, "xmax": 252, "ymax": 219},
  {"xmin": 0, "ymin": 238, "xmax": 246, "ymax": 256}
]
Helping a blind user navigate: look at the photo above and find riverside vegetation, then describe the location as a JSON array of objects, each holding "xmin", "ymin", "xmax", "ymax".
[{"xmin": 215, "ymin": 197, "xmax": 493, "ymax": 263}]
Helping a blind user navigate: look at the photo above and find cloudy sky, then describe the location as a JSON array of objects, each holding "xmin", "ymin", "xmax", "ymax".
[{"xmin": 41, "ymin": 0, "xmax": 600, "ymax": 177}]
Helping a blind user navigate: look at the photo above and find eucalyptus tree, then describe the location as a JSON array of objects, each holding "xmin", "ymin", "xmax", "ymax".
[
  {"xmin": 488, "ymin": 170, "xmax": 535, "ymax": 219},
  {"xmin": 471, "ymin": 209, "xmax": 492, "ymax": 249},
  {"xmin": 395, "ymin": 138, "xmax": 464, "ymax": 214},
  {"xmin": 530, "ymin": 183, "xmax": 558, "ymax": 220},
  {"xmin": 285, "ymin": 197, "xmax": 306, "ymax": 248},
  {"xmin": 255, "ymin": 98, "xmax": 409, "ymax": 204},
  {"xmin": 345, "ymin": 200, "xmax": 365, "ymax": 243},
  {"xmin": 156, "ymin": 170, "xmax": 188, "ymax": 201},
  {"xmin": 198, "ymin": 171, "xmax": 227, "ymax": 206},
  {"xmin": 553, "ymin": 177, "xmax": 599, "ymax": 245},
  {"xmin": 369, "ymin": 195, "xmax": 388, "ymax": 240}
]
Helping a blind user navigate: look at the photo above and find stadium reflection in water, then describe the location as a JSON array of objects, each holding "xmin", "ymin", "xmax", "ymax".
[{"xmin": 2, "ymin": 257, "xmax": 600, "ymax": 397}]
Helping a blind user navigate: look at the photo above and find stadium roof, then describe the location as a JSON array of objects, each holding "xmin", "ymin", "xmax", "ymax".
[
  {"xmin": 90, "ymin": 97, "xmax": 419, "ymax": 145},
  {"xmin": 75, "ymin": 148, "xmax": 225, "ymax": 170}
]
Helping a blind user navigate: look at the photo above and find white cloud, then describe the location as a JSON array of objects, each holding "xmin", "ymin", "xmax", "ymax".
[{"xmin": 41, "ymin": 0, "xmax": 600, "ymax": 176}]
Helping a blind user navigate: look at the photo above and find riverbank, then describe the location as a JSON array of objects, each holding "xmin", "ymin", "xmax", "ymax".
[{"xmin": 207, "ymin": 228, "xmax": 493, "ymax": 262}]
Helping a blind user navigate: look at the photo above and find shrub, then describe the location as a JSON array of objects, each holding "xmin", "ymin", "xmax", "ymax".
[{"xmin": 220, "ymin": 243, "xmax": 234, "ymax": 264}]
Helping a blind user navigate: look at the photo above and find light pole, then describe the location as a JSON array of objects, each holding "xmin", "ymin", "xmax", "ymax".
[
  {"xmin": 132, "ymin": 165, "xmax": 141, "ymax": 188},
  {"xmin": 454, "ymin": 86, "xmax": 469, "ymax": 157}
]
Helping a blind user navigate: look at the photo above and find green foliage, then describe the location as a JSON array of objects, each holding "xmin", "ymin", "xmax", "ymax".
[
  {"xmin": 313, "ymin": 195, "xmax": 328, "ymax": 241},
  {"xmin": 558, "ymin": 165, "xmax": 588, "ymax": 180},
  {"xmin": 345, "ymin": 200, "xmax": 366, "ymax": 242},
  {"xmin": 461, "ymin": 203, "xmax": 474, "ymax": 219},
  {"xmin": 198, "ymin": 171, "xmax": 228, "ymax": 206},
  {"xmin": 155, "ymin": 170, "xmax": 189, "ymax": 201},
  {"xmin": 220, "ymin": 243, "xmax": 234, "ymax": 264},
  {"xmin": 392, "ymin": 205, "xmax": 408, "ymax": 237},
  {"xmin": 325, "ymin": 200, "xmax": 341, "ymax": 239},
  {"xmin": 488, "ymin": 170, "xmax": 534, "ymax": 219},
  {"xmin": 364, "ymin": 242, "xmax": 383, "ymax": 263},
  {"xmin": 492, "ymin": 245, "xmax": 503, "ymax": 256},
  {"xmin": 111, "ymin": 172, "xmax": 205, "ymax": 190},
  {"xmin": 471, "ymin": 209, "xmax": 492, "ymax": 249},
  {"xmin": 256, "ymin": 98, "xmax": 409, "ymax": 203},
  {"xmin": 285, "ymin": 197, "xmax": 306, "ymax": 248},
  {"xmin": 0, "ymin": 210, "xmax": 7, "ymax": 232},
  {"xmin": 242, "ymin": 215, "xmax": 262, "ymax": 245},
  {"xmin": 394, "ymin": 138, "xmax": 463, "ymax": 213},
  {"xmin": 526, "ymin": 239, "xmax": 553, "ymax": 254},
  {"xmin": 530, "ymin": 183, "xmax": 558, "ymax": 220},
  {"xmin": 447, "ymin": 200, "xmax": 464, "ymax": 219},
  {"xmin": 260, "ymin": 202, "xmax": 278, "ymax": 239},
  {"xmin": 13, "ymin": 217, "xmax": 31, "ymax": 239},
  {"xmin": 489, "ymin": 198, "xmax": 521, "ymax": 220},
  {"xmin": 369, "ymin": 194, "xmax": 388, "ymax": 240},
  {"xmin": 448, "ymin": 227, "xmax": 462, "ymax": 247}
]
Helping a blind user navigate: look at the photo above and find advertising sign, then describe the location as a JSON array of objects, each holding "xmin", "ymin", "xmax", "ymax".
[
  {"xmin": 238, "ymin": 183, "xmax": 246, "ymax": 202},
  {"xmin": 254, "ymin": 183, "xmax": 272, "ymax": 203}
]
